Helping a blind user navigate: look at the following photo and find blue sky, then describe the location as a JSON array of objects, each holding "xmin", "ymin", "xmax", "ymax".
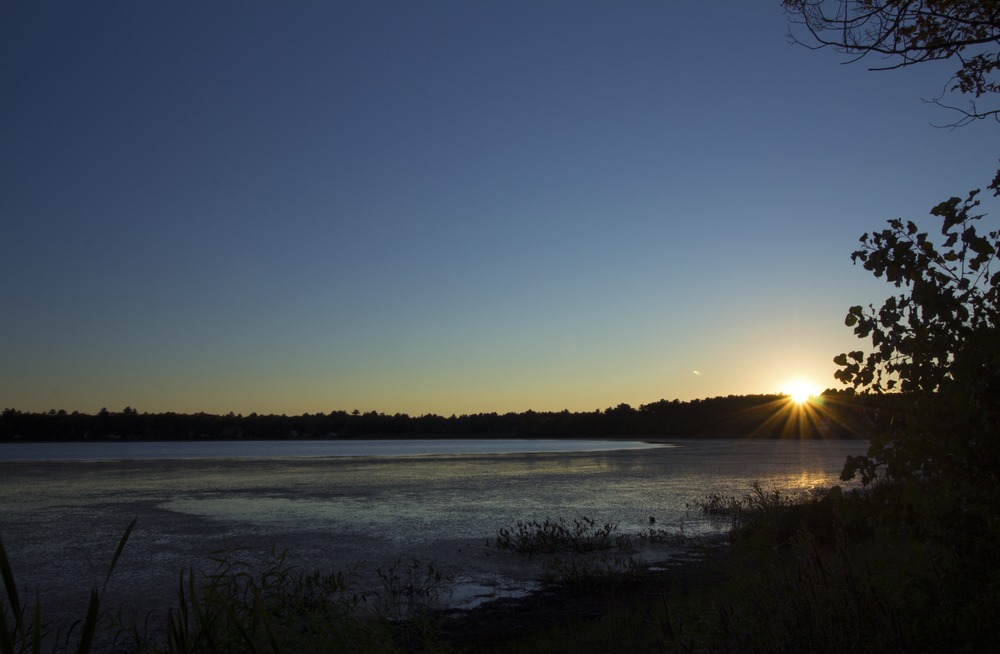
[{"xmin": 2, "ymin": 1, "xmax": 997, "ymax": 416}]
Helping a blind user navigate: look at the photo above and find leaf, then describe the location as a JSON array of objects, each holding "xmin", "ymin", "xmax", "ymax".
[
  {"xmin": 78, "ymin": 588, "xmax": 100, "ymax": 654},
  {"xmin": 0, "ymin": 537, "xmax": 26, "ymax": 651},
  {"xmin": 253, "ymin": 590, "xmax": 282, "ymax": 654},
  {"xmin": 32, "ymin": 592, "xmax": 39, "ymax": 654},
  {"xmin": 0, "ymin": 597, "xmax": 15, "ymax": 654},
  {"xmin": 104, "ymin": 518, "xmax": 136, "ymax": 589}
]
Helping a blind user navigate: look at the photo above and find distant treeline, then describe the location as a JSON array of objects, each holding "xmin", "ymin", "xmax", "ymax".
[{"xmin": 0, "ymin": 391, "xmax": 895, "ymax": 442}]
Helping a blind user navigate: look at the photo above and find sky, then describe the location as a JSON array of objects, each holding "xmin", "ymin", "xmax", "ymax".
[{"xmin": 2, "ymin": 1, "xmax": 997, "ymax": 417}]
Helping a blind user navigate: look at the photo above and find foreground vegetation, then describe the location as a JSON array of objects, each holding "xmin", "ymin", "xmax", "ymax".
[
  {"xmin": 479, "ymin": 482, "xmax": 999, "ymax": 653},
  {"xmin": 3, "ymin": 478, "xmax": 996, "ymax": 653}
]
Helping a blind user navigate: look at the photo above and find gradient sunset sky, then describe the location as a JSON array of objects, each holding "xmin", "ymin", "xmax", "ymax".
[{"xmin": 2, "ymin": 2, "xmax": 997, "ymax": 416}]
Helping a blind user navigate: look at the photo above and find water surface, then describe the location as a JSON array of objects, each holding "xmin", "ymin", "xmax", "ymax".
[
  {"xmin": 0, "ymin": 437, "xmax": 863, "ymax": 630},
  {"xmin": 0, "ymin": 438, "xmax": 661, "ymax": 462}
]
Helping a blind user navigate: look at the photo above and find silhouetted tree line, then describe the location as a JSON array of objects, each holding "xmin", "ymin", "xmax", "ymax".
[{"xmin": 0, "ymin": 391, "xmax": 882, "ymax": 442}]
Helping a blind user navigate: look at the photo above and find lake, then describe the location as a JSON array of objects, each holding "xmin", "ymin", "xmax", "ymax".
[
  {"xmin": 0, "ymin": 438, "xmax": 661, "ymax": 462},
  {"xmin": 0, "ymin": 437, "xmax": 864, "ymax": 632}
]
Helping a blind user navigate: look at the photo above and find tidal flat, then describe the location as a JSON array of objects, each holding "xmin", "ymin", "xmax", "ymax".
[{"xmin": 0, "ymin": 439, "xmax": 862, "ymax": 633}]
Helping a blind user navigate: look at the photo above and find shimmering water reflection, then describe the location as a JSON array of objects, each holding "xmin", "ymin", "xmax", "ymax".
[{"xmin": 0, "ymin": 438, "xmax": 865, "ymax": 625}]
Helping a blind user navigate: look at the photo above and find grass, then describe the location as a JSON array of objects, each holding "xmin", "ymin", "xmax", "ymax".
[
  {"xmin": 494, "ymin": 516, "xmax": 686, "ymax": 556},
  {"xmin": 473, "ymin": 482, "xmax": 1000, "ymax": 654},
  {"xmin": 0, "ymin": 514, "xmax": 688, "ymax": 653},
  {"xmin": 372, "ymin": 558, "xmax": 452, "ymax": 618},
  {"xmin": 4, "ymin": 482, "xmax": 997, "ymax": 653},
  {"xmin": 161, "ymin": 547, "xmax": 393, "ymax": 654},
  {"xmin": 493, "ymin": 516, "xmax": 625, "ymax": 555},
  {"xmin": 490, "ymin": 515, "xmax": 688, "ymax": 596},
  {"xmin": 0, "ymin": 517, "xmax": 135, "ymax": 654}
]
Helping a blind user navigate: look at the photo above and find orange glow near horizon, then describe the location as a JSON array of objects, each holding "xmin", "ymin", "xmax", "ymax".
[
  {"xmin": 782, "ymin": 379, "xmax": 822, "ymax": 405},
  {"xmin": 737, "ymin": 385, "xmax": 864, "ymax": 441}
]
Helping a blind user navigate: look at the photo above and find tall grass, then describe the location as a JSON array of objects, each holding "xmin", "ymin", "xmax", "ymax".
[
  {"xmin": 163, "ymin": 547, "xmax": 394, "ymax": 654},
  {"xmin": 492, "ymin": 515, "xmax": 688, "ymax": 597},
  {"xmin": 0, "ymin": 518, "xmax": 135, "ymax": 654},
  {"xmin": 371, "ymin": 558, "xmax": 452, "ymax": 619},
  {"xmin": 494, "ymin": 516, "xmax": 684, "ymax": 556},
  {"xmin": 494, "ymin": 517, "xmax": 622, "ymax": 555},
  {"xmin": 475, "ymin": 483, "xmax": 998, "ymax": 653},
  {"xmin": 707, "ymin": 525, "xmax": 905, "ymax": 653}
]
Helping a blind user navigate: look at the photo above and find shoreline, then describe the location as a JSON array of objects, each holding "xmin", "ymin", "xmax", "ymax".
[
  {"xmin": 0, "ymin": 443, "xmax": 858, "ymax": 649},
  {"xmin": 397, "ymin": 539, "xmax": 730, "ymax": 651}
]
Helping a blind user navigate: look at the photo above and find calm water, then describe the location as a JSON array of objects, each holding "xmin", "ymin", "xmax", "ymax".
[
  {"xmin": 0, "ymin": 438, "xmax": 661, "ymax": 462},
  {"xmin": 0, "ymin": 437, "xmax": 864, "ymax": 629}
]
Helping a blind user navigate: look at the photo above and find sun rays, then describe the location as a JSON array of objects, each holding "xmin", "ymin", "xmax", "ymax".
[
  {"xmin": 783, "ymin": 379, "xmax": 822, "ymax": 405},
  {"xmin": 710, "ymin": 386, "xmax": 865, "ymax": 441}
]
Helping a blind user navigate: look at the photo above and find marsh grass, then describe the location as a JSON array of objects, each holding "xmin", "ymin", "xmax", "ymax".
[
  {"xmin": 494, "ymin": 516, "xmax": 621, "ymax": 554},
  {"xmin": 480, "ymin": 483, "xmax": 999, "ymax": 654},
  {"xmin": 494, "ymin": 516, "xmax": 685, "ymax": 556},
  {"xmin": 163, "ymin": 547, "xmax": 395, "ymax": 654},
  {"xmin": 0, "ymin": 518, "xmax": 135, "ymax": 654},
  {"xmin": 491, "ymin": 516, "xmax": 689, "ymax": 600},
  {"xmin": 695, "ymin": 481, "xmax": 794, "ymax": 533},
  {"xmin": 542, "ymin": 554, "xmax": 643, "ymax": 592},
  {"xmin": 0, "ymin": 532, "xmax": 453, "ymax": 654},
  {"xmin": 708, "ymin": 525, "xmax": 906, "ymax": 653},
  {"xmin": 691, "ymin": 481, "xmax": 857, "ymax": 548},
  {"xmin": 372, "ymin": 558, "xmax": 452, "ymax": 619}
]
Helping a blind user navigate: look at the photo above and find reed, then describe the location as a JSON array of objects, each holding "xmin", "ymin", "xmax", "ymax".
[
  {"xmin": 163, "ymin": 547, "xmax": 393, "ymax": 654},
  {"xmin": 372, "ymin": 558, "xmax": 452, "ymax": 619},
  {"xmin": 0, "ymin": 518, "xmax": 134, "ymax": 654},
  {"xmin": 494, "ymin": 515, "xmax": 684, "ymax": 556}
]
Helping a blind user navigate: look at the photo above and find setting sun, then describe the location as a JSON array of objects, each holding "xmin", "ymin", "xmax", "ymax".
[{"xmin": 783, "ymin": 379, "xmax": 821, "ymax": 404}]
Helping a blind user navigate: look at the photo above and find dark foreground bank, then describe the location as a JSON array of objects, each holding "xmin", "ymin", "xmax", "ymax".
[
  {"xmin": 4, "ymin": 484, "xmax": 999, "ymax": 653},
  {"xmin": 394, "ymin": 544, "xmax": 724, "ymax": 653},
  {"xmin": 410, "ymin": 484, "xmax": 1000, "ymax": 654}
]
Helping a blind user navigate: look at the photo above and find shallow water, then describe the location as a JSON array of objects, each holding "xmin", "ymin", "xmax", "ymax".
[
  {"xmin": 0, "ymin": 438, "xmax": 864, "ymax": 633},
  {"xmin": 0, "ymin": 437, "xmax": 662, "ymax": 462}
]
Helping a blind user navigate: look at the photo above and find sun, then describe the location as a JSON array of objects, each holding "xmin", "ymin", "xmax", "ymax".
[{"xmin": 783, "ymin": 379, "xmax": 821, "ymax": 405}]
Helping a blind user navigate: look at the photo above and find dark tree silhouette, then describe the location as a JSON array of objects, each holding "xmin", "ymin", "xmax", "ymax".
[
  {"xmin": 783, "ymin": 0, "xmax": 1000, "ymax": 125},
  {"xmin": 836, "ymin": 170, "xmax": 1000, "ymax": 484}
]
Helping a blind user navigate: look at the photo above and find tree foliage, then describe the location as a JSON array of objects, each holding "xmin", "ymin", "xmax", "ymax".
[
  {"xmin": 783, "ymin": 0, "xmax": 1000, "ymax": 125},
  {"xmin": 836, "ymin": 170, "xmax": 1000, "ymax": 483},
  {"xmin": 0, "ymin": 394, "xmax": 865, "ymax": 442}
]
